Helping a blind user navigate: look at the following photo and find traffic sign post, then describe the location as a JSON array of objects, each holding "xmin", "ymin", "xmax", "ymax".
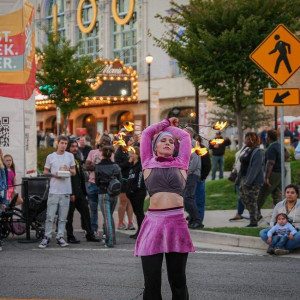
[
  {"xmin": 250, "ymin": 24, "xmax": 300, "ymax": 197},
  {"xmin": 264, "ymin": 88, "xmax": 300, "ymax": 106},
  {"xmin": 250, "ymin": 24, "xmax": 300, "ymax": 85}
]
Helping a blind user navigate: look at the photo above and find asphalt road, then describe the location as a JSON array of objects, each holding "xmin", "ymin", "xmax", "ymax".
[{"xmin": 1, "ymin": 231, "xmax": 300, "ymax": 300}]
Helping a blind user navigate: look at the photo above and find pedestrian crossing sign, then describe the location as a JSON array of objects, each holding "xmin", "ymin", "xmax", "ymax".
[{"xmin": 250, "ymin": 24, "xmax": 300, "ymax": 85}]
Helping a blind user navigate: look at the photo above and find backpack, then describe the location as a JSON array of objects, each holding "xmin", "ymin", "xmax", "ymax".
[{"xmin": 95, "ymin": 163, "xmax": 122, "ymax": 196}]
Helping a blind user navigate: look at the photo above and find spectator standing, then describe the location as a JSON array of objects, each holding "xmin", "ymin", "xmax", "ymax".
[
  {"xmin": 259, "ymin": 126, "xmax": 269, "ymax": 148},
  {"xmin": 78, "ymin": 136, "xmax": 92, "ymax": 163},
  {"xmin": 236, "ymin": 132, "xmax": 264, "ymax": 227},
  {"xmin": 126, "ymin": 147, "xmax": 146, "ymax": 239},
  {"xmin": 66, "ymin": 140, "xmax": 99, "ymax": 243},
  {"xmin": 257, "ymin": 130, "xmax": 289, "ymax": 218},
  {"xmin": 292, "ymin": 125, "xmax": 299, "ymax": 148},
  {"xmin": 193, "ymin": 135, "xmax": 211, "ymax": 224},
  {"xmin": 229, "ymin": 144, "xmax": 249, "ymax": 221},
  {"xmin": 284, "ymin": 125, "xmax": 293, "ymax": 145},
  {"xmin": 46, "ymin": 132, "xmax": 54, "ymax": 147},
  {"xmin": 183, "ymin": 127, "xmax": 203, "ymax": 229},
  {"xmin": 85, "ymin": 134, "xmax": 112, "ymax": 237},
  {"xmin": 115, "ymin": 135, "xmax": 135, "ymax": 230},
  {"xmin": 39, "ymin": 136, "xmax": 76, "ymax": 249},
  {"xmin": 95, "ymin": 146, "xmax": 122, "ymax": 248},
  {"xmin": 209, "ymin": 131, "xmax": 231, "ymax": 180},
  {"xmin": 3, "ymin": 154, "xmax": 16, "ymax": 201},
  {"xmin": 0, "ymin": 151, "xmax": 8, "ymax": 252}
]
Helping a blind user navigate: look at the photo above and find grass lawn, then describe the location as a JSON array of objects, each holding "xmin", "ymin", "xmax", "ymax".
[
  {"xmin": 205, "ymin": 179, "xmax": 273, "ymax": 210},
  {"xmin": 198, "ymin": 227, "xmax": 267, "ymax": 237},
  {"xmin": 143, "ymin": 178, "xmax": 273, "ymax": 211}
]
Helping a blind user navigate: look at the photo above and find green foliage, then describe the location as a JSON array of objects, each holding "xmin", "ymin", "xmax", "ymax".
[
  {"xmin": 36, "ymin": 31, "xmax": 103, "ymax": 115},
  {"xmin": 291, "ymin": 161, "xmax": 300, "ymax": 186},
  {"xmin": 154, "ymin": 0, "xmax": 300, "ymax": 144},
  {"xmin": 224, "ymin": 150, "xmax": 236, "ymax": 171},
  {"xmin": 37, "ymin": 147, "xmax": 55, "ymax": 174}
]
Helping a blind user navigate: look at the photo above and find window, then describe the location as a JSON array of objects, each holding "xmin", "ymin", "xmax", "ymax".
[
  {"xmin": 112, "ymin": 0, "xmax": 137, "ymax": 69},
  {"xmin": 76, "ymin": 0, "xmax": 100, "ymax": 61},
  {"xmin": 46, "ymin": 0, "xmax": 65, "ymax": 37}
]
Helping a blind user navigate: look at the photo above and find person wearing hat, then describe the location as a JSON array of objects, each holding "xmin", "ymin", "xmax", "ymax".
[{"xmin": 209, "ymin": 131, "xmax": 231, "ymax": 180}]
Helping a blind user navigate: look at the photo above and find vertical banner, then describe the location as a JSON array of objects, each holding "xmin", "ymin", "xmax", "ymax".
[
  {"xmin": 150, "ymin": 88, "xmax": 160, "ymax": 124},
  {"xmin": 0, "ymin": 0, "xmax": 37, "ymax": 180}
]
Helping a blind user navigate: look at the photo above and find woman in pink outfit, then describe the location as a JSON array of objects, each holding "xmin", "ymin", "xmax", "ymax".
[{"xmin": 135, "ymin": 117, "xmax": 193, "ymax": 300}]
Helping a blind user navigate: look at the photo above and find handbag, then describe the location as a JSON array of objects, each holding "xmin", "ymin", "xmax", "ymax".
[{"xmin": 228, "ymin": 169, "xmax": 237, "ymax": 182}]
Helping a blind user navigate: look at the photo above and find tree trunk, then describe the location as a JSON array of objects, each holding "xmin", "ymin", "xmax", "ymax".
[
  {"xmin": 63, "ymin": 112, "xmax": 70, "ymax": 135},
  {"xmin": 236, "ymin": 110, "xmax": 243, "ymax": 149}
]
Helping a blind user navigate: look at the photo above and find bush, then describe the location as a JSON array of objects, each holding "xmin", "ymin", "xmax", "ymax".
[
  {"xmin": 37, "ymin": 147, "xmax": 55, "ymax": 174},
  {"xmin": 291, "ymin": 161, "xmax": 300, "ymax": 186},
  {"xmin": 224, "ymin": 150, "xmax": 236, "ymax": 171}
]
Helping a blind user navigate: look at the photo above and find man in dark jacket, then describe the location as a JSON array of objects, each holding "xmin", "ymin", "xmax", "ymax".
[
  {"xmin": 209, "ymin": 131, "xmax": 231, "ymax": 180},
  {"xmin": 194, "ymin": 135, "xmax": 211, "ymax": 224},
  {"xmin": 66, "ymin": 140, "xmax": 99, "ymax": 243}
]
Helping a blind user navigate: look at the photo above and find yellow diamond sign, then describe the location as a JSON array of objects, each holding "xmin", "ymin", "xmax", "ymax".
[{"xmin": 250, "ymin": 24, "xmax": 300, "ymax": 85}]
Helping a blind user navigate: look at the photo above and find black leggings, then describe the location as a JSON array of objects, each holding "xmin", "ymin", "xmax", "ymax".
[{"xmin": 141, "ymin": 252, "xmax": 189, "ymax": 300}]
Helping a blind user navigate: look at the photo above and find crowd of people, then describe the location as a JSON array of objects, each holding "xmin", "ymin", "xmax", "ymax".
[{"xmin": 1, "ymin": 119, "xmax": 300, "ymax": 298}]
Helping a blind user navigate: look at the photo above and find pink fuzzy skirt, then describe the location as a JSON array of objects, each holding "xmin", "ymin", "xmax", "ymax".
[{"xmin": 134, "ymin": 207, "xmax": 195, "ymax": 256}]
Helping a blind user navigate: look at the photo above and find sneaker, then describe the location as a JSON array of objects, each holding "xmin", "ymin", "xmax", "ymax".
[
  {"xmin": 274, "ymin": 248, "xmax": 289, "ymax": 255},
  {"xmin": 39, "ymin": 237, "xmax": 50, "ymax": 249},
  {"xmin": 56, "ymin": 237, "xmax": 69, "ymax": 247},
  {"xmin": 118, "ymin": 223, "xmax": 127, "ymax": 230},
  {"xmin": 86, "ymin": 234, "xmax": 100, "ymax": 242},
  {"xmin": 266, "ymin": 246, "xmax": 274, "ymax": 254},
  {"xmin": 94, "ymin": 231, "xmax": 100, "ymax": 238},
  {"xmin": 127, "ymin": 223, "xmax": 136, "ymax": 230},
  {"xmin": 188, "ymin": 222, "xmax": 204, "ymax": 229},
  {"xmin": 245, "ymin": 223, "xmax": 258, "ymax": 227}
]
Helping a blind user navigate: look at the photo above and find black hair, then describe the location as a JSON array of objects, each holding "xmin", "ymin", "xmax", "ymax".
[
  {"xmin": 285, "ymin": 184, "xmax": 299, "ymax": 196},
  {"xmin": 101, "ymin": 146, "xmax": 115, "ymax": 159},
  {"xmin": 267, "ymin": 129, "xmax": 277, "ymax": 142},
  {"xmin": 66, "ymin": 139, "xmax": 79, "ymax": 152}
]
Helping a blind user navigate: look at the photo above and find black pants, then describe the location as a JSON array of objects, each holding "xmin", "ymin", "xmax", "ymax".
[
  {"xmin": 141, "ymin": 252, "xmax": 189, "ymax": 300},
  {"xmin": 66, "ymin": 195, "xmax": 93, "ymax": 238},
  {"xmin": 127, "ymin": 189, "xmax": 146, "ymax": 233}
]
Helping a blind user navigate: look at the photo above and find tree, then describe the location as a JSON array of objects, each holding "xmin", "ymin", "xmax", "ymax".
[
  {"xmin": 36, "ymin": 31, "xmax": 103, "ymax": 134},
  {"xmin": 209, "ymin": 105, "xmax": 273, "ymax": 131},
  {"xmin": 154, "ymin": 0, "xmax": 300, "ymax": 147}
]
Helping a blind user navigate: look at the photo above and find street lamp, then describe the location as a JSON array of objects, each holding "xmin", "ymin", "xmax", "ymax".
[{"xmin": 145, "ymin": 54, "xmax": 153, "ymax": 126}]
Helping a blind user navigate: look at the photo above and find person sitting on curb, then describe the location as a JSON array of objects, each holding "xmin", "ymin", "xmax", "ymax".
[
  {"xmin": 266, "ymin": 213, "xmax": 297, "ymax": 255},
  {"xmin": 260, "ymin": 184, "xmax": 300, "ymax": 255}
]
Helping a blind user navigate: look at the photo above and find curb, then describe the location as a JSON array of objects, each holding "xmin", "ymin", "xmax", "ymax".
[{"xmin": 189, "ymin": 230, "xmax": 267, "ymax": 250}]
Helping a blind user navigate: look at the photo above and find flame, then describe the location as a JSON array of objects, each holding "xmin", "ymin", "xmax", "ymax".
[
  {"xmin": 191, "ymin": 142, "xmax": 208, "ymax": 156},
  {"xmin": 209, "ymin": 139, "xmax": 224, "ymax": 146},
  {"xmin": 127, "ymin": 146, "xmax": 136, "ymax": 153},
  {"xmin": 124, "ymin": 121, "xmax": 134, "ymax": 132},
  {"xmin": 213, "ymin": 121, "xmax": 227, "ymax": 131},
  {"xmin": 112, "ymin": 126, "xmax": 136, "ymax": 153}
]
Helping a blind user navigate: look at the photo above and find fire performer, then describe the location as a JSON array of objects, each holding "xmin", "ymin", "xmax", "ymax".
[{"xmin": 135, "ymin": 117, "xmax": 193, "ymax": 299}]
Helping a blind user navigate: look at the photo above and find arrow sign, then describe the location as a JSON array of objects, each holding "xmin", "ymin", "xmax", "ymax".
[
  {"xmin": 273, "ymin": 91, "xmax": 290, "ymax": 103},
  {"xmin": 264, "ymin": 88, "xmax": 299, "ymax": 106}
]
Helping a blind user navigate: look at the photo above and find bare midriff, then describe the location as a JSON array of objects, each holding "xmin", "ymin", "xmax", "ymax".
[{"xmin": 144, "ymin": 168, "xmax": 186, "ymax": 210}]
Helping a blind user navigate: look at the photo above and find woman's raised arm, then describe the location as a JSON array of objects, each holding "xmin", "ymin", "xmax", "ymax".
[{"xmin": 140, "ymin": 119, "xmax": 171, "ymax": 164}]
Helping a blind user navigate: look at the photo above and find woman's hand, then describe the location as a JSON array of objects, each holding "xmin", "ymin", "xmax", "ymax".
[
  {"xmin": 289, "ymin": 233, "xmax": 294, "ymax": 240},
  {"xmin": 169, "ymin": 117, "xmax": 179, "ymax": 127},
  {"xmin": 267, "ymin": 237, "xmax": 272, "ymax": 244}
]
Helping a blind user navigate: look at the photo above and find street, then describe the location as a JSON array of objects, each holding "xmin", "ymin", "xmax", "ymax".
[{"xmin": 0, "ymin": 231, "xmax": 300, "ymax": 300}]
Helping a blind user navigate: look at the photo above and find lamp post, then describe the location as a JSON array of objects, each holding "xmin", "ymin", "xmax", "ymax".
[{"xmin": 145, "ymin": 54, "xmax": 153, "ymax": 126}]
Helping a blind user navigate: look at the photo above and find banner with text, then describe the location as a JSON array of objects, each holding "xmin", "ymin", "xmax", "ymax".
[{"xmin": 0, "ymin": 0, "xmax": 37, "ymax": 181}]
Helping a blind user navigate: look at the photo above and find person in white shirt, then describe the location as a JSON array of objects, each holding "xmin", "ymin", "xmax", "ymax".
[{"xmin": 39, "ymin": 136, "xmax": 76, "ymax": 249}]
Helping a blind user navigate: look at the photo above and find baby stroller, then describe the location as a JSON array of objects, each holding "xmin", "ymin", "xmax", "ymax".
[{"xmin": 0, "ymin": 177, "xmax": 49, "ymax": 239}]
